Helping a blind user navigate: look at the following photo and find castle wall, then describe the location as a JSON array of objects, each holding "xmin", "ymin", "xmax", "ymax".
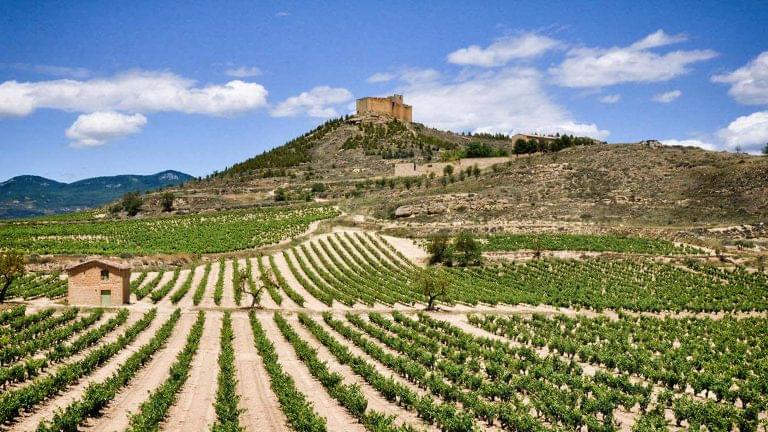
[{"xmin": 356, "ymin": 95, "xmax": 412, "ymax": 122}]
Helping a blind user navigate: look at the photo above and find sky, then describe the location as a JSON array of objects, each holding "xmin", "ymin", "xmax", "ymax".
[{"xmin": 1, "ymin": 0, "xmax": 767, "ymax": 182}]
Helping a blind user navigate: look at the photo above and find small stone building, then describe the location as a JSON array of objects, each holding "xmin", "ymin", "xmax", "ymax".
[
  {"xmin": 67, "ymin": 259, "xmax": 130, "ymax": 306},
  {"xmin": 356, "ymin": 94, "xmax": 412, "ymax": 122}
]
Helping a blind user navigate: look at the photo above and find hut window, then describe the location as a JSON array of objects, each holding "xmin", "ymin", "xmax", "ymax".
[{"xmin": 100, "ymin": 269, "xmax": 109, "ymax": 280}]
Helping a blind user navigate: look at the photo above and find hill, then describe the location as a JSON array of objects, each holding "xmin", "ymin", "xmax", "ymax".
[
  {"xmin": 0, "ymin": 170, "xmax": 194, "ymax": 219},
  {"xmin": 159, "ymin": 114, "xmax": 767, "ymax": 229}
]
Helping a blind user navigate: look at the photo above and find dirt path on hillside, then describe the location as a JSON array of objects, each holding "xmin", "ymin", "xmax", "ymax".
[
  {"xmin": 82, "ymin": 313, "xmax": 197, "ymax": 431},
  {"xmin": 379, "ymin": 234, "xmax": 428, "ymax": 266},
  {"xmin": 274, "ymin": 220, "xmax": 323, "ymax": 248},
  {"xmin": 255, "ymin": 313, "xmax": 365, "ymax": 432},
  {"xmin": 11, "ymin": 310, "xmax": 170, "ymax": 431},
  {"xmin": 162, "ymin": 311, "xmax": 222, "ymax": 431},
  {"xmin": 199, "ymin": 261, "xmax": 221, "ymax": 309},
  {"xmin": 286, "ymin": 315, "xmax": 438, "ymax": 431},
  {"xmin": 177, "ymin": 264, "xmax": 206, "ymax": 309},
  {"xmin": 231, "ymin": 313, "xmax": 290, "ymax": 431},
  {"xmin": 271, "ymin": 253, "xmax": 326, "ymax": 311},
  {"xmin": 220, "ymin": 260, "xmax": 237, "ymax": 308}
]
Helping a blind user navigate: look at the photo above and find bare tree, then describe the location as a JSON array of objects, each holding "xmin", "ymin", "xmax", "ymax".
[{"xmin": 237, "ymin": 268, "xmax": 264, "ymax": 308}]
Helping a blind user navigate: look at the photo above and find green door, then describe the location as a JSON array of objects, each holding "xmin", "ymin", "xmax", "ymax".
[{"xmin": 100, "ymin": 290, "xmax": 111, "ymax": 307}]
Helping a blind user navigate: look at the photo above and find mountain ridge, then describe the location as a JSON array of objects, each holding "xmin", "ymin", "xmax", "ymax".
[{"xmin": 0, "ymin": 170, "xmax": 193, "ymax": 219}]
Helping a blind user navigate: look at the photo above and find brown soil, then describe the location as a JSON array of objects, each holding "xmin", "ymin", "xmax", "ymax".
[
  {"xmin": 176, "ymin": 264, "xmax": 206, "ymax": 309},
  {"xmin": 162, "ymin": 311, "xmax": 223, "ymax": 431},
  {"xmin": 285, "ymin": 314, "xmax": 438, "ymax": 431},
  {"xmin": 11, "ymin": 310, "xmax": 170, "ymax": 431},
  {"xmin": 220, "ymin": 259, "xmax": 237, "ymax": 309},
  {"xmin": 231, "ymin": 313, "xmax": 290, "ymax": 431},
  {"xmin": 271, "ymin": 252, "xmax": 327, "ymax": 311},
  {"xmin": 199, "ymin": 261, "xmax": 221, "ymax": 309},
  {"xmin": 255, "ymin": 312, "xmax": 366, "ymax": 432},
  {"xmin": 82, "ymin": 313, "xmax": 197, "ymax": 431}
]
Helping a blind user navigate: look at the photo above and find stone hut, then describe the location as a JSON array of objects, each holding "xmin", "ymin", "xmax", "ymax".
[
  {"xmin": 356, "ymin": 94, "xmax": 412, "ymax": 122},
  {"xmin": 67, "ymin": 259, "xmax": 130, "ymax": 306}
]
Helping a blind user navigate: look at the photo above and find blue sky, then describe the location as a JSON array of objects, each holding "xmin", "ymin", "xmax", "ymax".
[{"xmin": 1, "ymin": 0, "xmax": 767, "ymax": 182}]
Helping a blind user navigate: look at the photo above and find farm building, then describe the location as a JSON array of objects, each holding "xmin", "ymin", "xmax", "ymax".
[{"xmin": 67, "ymin": 259, "xmax": 131, "ymax": 306}]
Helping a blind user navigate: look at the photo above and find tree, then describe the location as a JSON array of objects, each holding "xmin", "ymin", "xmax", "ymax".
[
  {"xmin": 454, "ymin": 230, "xmax": 482, "ymax": 266},
  {"xmin": 426, "ymin": 231, "xmax": 453, "ymax": 265},
  {"xmin": 419, "ymin": 267, "xmax": 449, "ymax": 311},
  {"xmin": 121, "ymin": 192, "xmax": 143, "ymax": 216},
  {"xmin": 443, "ymin": 164, "xmax": 454, "ymax": 176},
  {"xmin": 762, "ymin": 143, "xmax": 768, "ymax": 155},
  {"xmin": 0, "ymin": 250, "xmax": 25, "ymax": 304},
  {"xmin": 160, "ymin": 192, "xmax": 175, "ymax": 212},
  {"xmin": 274, "ymin": 187, "xmax": 287, "ymax": 202},
  {"xmin": 237, "ymin": 268, "xmax": 264, "ymax": 308},
  {"xmin": 311, "ymin": 182, "xmax": 326, "ymax": 193}
]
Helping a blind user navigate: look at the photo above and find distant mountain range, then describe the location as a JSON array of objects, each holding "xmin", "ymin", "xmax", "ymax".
[{"xmin": 0, "ymin": 170, "xmax": 194, "ymax": 219}]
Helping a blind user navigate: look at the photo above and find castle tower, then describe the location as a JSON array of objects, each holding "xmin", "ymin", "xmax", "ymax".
[{"xmin": 356, "ymin": 94, "xmax": 412, "ymax": 122}]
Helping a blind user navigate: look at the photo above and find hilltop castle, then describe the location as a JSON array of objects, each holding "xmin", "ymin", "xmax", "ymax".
[{"xmin": 356, "ymin": 94, "xmax": 412, "ymax": 122}]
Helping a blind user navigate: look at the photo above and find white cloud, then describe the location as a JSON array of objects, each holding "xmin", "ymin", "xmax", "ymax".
[
  {"xmin": 447, "ymin": 33, "xmax": 560, "ymax": 67},
  {"xmin": 271, "ymin": 86, "xmax": 353, "ymax": 118},
  {"xmin": 660, "ymin": 139, "xmax": 717, "ymax": 151},
  {"xmin": 717, "ymin": 110, "xmax": 768, "ymax": 152},
  {"xmin": 225, "ymin": 66, "xmax": 262, "ymax": 78},
  {"xmin": 652, "ymin": 89, "xmax": 682, "ymax": 103},
  {"xmin": 66, "ymin": 111, "xmax": 147, "ymax": 148},
  {"xmin": 629, "ymin": 30, "xmax": 688, "ymax": 50},
  {"xmin": 396, "ymin": 67, "xmax": 608, "ymax": 139},
  {"xmin": 712, "ymin": 51, "xmax": 768, "ymax": 105},
  {"xmin": 550, "ymin": 30, "xmax": 716, "ymax": 88},
  {"xmin": 599, "ymin": 94, "xmax": 621, "ymax": 104},
  {"xmin": 276, "ymin": 11, "xmax": 290, "ymax": 17},
  {"xmin": 0, "ymin": 70, "xmax": 268, "ymax": 117},
  {"xmin": 366, "ymin": 72, "xmax": 396, "ymax": 83},
  {"xmin": 400, "ymin": 68, "xmax": 441, "ymax": 84}
]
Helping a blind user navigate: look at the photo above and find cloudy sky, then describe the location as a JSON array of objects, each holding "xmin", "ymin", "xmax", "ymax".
[{"xmin": 1, "ymin": 1, "xmax": 767, "ymax": 181}]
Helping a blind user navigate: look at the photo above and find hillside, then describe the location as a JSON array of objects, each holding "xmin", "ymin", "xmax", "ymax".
[
  {"xmin": 159, "ymin": 115, "xmax": 768, "ymax": 229},
  {"xmin": 0, "ymin": 170, "xmax": 193, "ymax": 219}
]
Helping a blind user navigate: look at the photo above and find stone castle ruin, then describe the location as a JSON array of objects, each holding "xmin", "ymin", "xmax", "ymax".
[{"xmin": 356, "ymin": 94, "xmax": 412, "ymax": 122}]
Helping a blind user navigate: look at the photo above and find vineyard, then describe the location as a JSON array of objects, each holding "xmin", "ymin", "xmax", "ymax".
[
  {"xmin": 0, "ymin": 205, "xmax": 338, "ymax": 254},
  {"xmin": 483, "ymin": 233, "xmax": 702, "ymax": 255},
  {"xmin": 1, "ymin": 305, "xmax": 765, "ymax": 431},
  {"xmin": 1, "ymin": 230, "xmax": 766, "ymax": 431}
]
